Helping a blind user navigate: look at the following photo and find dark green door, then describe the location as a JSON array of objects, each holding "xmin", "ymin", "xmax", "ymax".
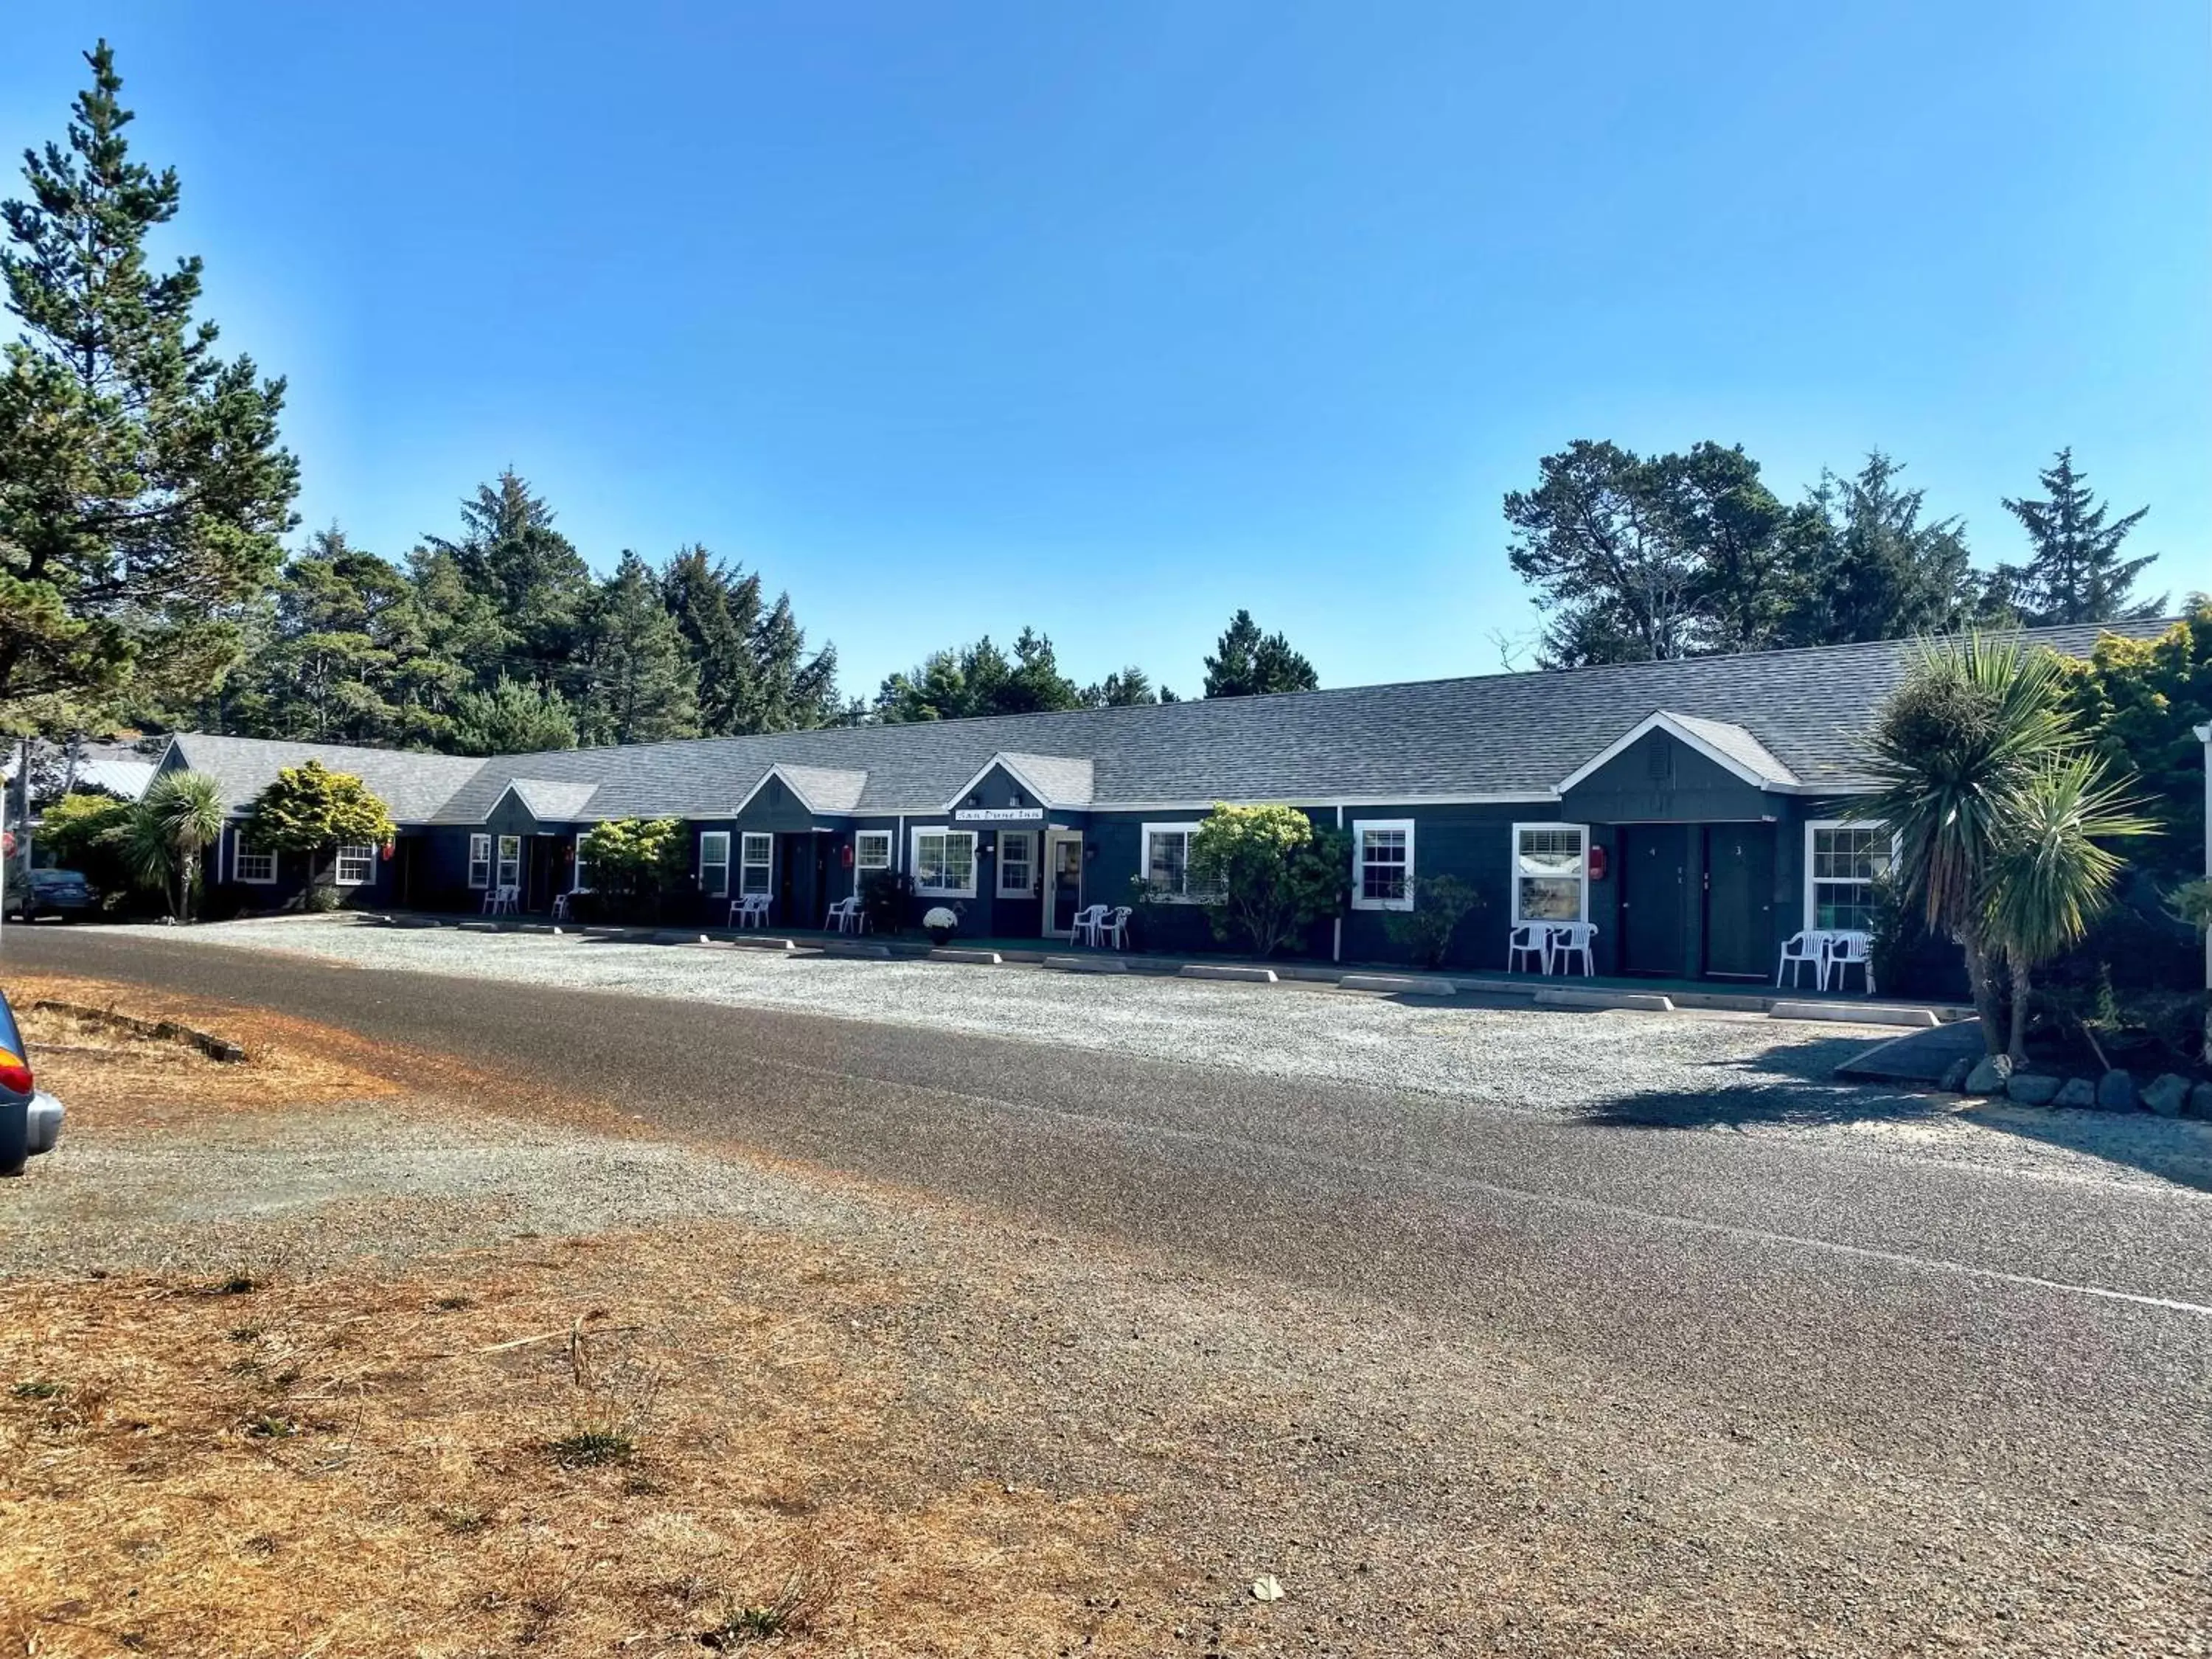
[
  {"xmin": 1618, "ymin": 825, "xmax": 1688, "ymax": 976},
  {"xmin": 1702, "ymin": 824, "xmax": 1775, "ymax": 980}
]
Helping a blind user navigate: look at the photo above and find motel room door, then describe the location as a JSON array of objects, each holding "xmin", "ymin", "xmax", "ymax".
[
  {"xmin": 1702, "ymin": 824, "xmax": 1775, "ymax": 981},
  {"xmin": 1617, "ymin": 825, "xmax": 1688, "ymax": 976},
  {"xmin": 1044, "ymin": 831, "xmax": 1083, "ymax": 938}
]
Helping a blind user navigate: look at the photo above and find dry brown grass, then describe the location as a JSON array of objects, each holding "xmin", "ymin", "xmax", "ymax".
[{"xmin": 0, "ymin": 978, "xmax": 1175, "ymax": 1656}]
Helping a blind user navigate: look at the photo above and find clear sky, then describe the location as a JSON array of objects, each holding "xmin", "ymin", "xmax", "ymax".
[{"xmin": 5, "ymin": 2, "xmax": 2206, "ymax": 698}]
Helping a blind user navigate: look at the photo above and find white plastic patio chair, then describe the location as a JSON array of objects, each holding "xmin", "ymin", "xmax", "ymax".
[
  {"xmin": 728, "ymin": 894, "xmax": 771, "ymax": 928},
  {"xmin": 1507, "ymin": 921, "xmax": 1551, "ymax": 974},
  {"xmin": 824, "ymin": 896, "xmax": 864, "ymax": 933},
  {"xmin": 1776, "ymin": 931, "xmax": 1826, "ymax": 990},
  {"xmin": 1070, "ymin": 903, "xmax": 1108, "ymax": 947},
  {"xmin": 1549, "ymin": 920, "xmax": 1596, "ymax": 977},
  {"xmin": 1096, "ymin": 905, "xmax": 1133, "ymax": 951},
  {"xmin": 1825, "ymin": 930, "xmax": 1875, "ymax": 995},
  {"xmin": 484, "ymin": 884, "xmax": 518, "ymax": 916}
]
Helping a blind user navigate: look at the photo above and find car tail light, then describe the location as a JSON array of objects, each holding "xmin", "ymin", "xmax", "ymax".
[{"xmin": 0, "ymin": 1047, "xmax": 31, "ymax": 1096}]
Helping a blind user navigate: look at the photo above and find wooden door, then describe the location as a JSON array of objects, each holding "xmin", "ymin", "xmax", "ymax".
[
  {"xmin": 1618, "ymin": 825, "xmax": 1687, "ymax": 976},
  {"xmin": 1702, "ymin": 825, "xmax": 1775, "ymax": 980}
]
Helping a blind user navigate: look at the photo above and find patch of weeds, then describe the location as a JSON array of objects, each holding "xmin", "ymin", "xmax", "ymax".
[
  {"xmin": 700, "ymin": 1562, "xmax": 841, "ymax": 1648},
  {"xmin": 226, "ymin": 1356, "xmax": 264, "ymax": 1378},
  {"xmin": 431, "ymin": 1294, "xmax": 473, "ymax": 1311},
  {"xmin": 207, "ymin": 1275, "xmax": 258, "ymax": 1297},
  {"xmin": 227, "ymin": 1326, "xmax": 262, "ymax": 1343},
  {"xmin": 548, "ymin": 1430, "xmax": 633, "ymax": 1468},
  {"xmin": 430, "ymin": 1504, "xmax": 490, "ymax": 1535},
  {"xmin": 243, "ymin": 1413, "xmax": 297, "ymax": 1439},
  {"xmin": 11, "ymin": 1379, "xmax": 64, "ymax": 1401}
]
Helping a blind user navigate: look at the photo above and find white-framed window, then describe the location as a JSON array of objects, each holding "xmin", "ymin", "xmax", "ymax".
[
  {"xmin": 698, "ymin": 830, "xmax": 731, "ymax": 897},
  {"xmin": 740, "ymin": 832, "xmax": 773, "ymax": 897},
  {"xmin": 234, "ymin": 833, "xmax": 277, "ymax": 886},
  {"xmin": 1512, "ymin": 822, "xmax": 1588, "ymax": 922},
  {"xmin": 334, "ymin": 843, "xmax": 376, "ymax": 886},
  {"xmin": 1139, "ymin": 822, "xmax": 1217, "ymax": 902},
  {"xmin": 570, "ymin": 838, "xmax": 591, "ymax": 892},
  {"xmin": 467, "ymin": 832, "xmax": 492, "ymax": 890},
  {"xmin": 997, "ymin": 830, "xmax": 1035, "ymax": 897},
  {"xmin": 1805, "ymin": 820, "xmax": 1893, "ymax": 933},
  {"xmin": 911, "ymin": 827, "xmax": 977, "ymax": 897},
  {"xmin": 1351, "ymin": 819, "xmax": 1415, "ymax": 911},
  {"xmin": 495, "ymin": 835, "xmax": 522, "ymax": 891},
  {"xmin": 854, "ymin": 830, "xmax": 892, "ymax": 876}
]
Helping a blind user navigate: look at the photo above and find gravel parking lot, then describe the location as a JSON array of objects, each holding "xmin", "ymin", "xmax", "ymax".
[{"xmin": 118, "ymin": 916, "xmax": 2212, "ymax": 1191}]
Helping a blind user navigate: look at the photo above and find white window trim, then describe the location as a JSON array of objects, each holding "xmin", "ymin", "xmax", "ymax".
[
  {"xmin": 234, "ymin": 832, "xmax": 277, "ymax": 886},
  {"xmin": 740, "ymin": 831, "xmax": 773, "ymax": 897},
  {"xmin": 996, "ymin": 830, "xmax": 1036, "ymax": 898},
  {"xmin": 570, "ymin": 841, "xmax": 591, "ymax": 894},
  {"xmin": 699, "ymin": 830, "xmax": 731, "ymax": 898},
  {"xmin": 1510, "ymin": 821, "xmax": 1590, "ymax": 924},
  {"xmin": 495, "ymin": 835, "xmax": 523, "ymax": 892},
  {"xmin": 333, "ymin": 842, "xmax": 376, "ymax": 886},
  {"xmin": 1138, "ymin": 821, "xmax": 1208, "ymax": 902},
  {"xmin": 467, "ymin": 832, "xmax": 492, "ymax": 890},
  {"xmin": 1349, "ymin": 818, "xmax": 1416, "ymax": 912},
  {"xmin": 909, "ymin": 827, "xmax": 978, "ymax": 898},
  {"xmin": 1802, "ymin": 818, "xmax": 1896, "ymax": 932},
  {"xmin": 854, "ymin": 830, "xmax": 893, "ymax": 874}
]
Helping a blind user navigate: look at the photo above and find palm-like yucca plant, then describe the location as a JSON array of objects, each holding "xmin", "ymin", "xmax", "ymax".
[
  {"xmin": 1860, "ymin": 633, "xmax": 2077, "ymax": 1054},
  {"xmin": 1980, "ymin": 755, "xmax": 2154, "ymax": 1064},
  {"xmin": 116, "ymin": 770, "xmax": 228, "ymax": 919}
]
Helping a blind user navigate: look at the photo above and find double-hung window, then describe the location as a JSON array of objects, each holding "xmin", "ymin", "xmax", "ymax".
[
  {"xmin": 1351, "ymin": 820, "xmax": 1415, "ymax": 911},
  {"xmin": 467, "ymin": 833, "xmax": 492, "ymax": 890},
  {"xmin": 571, "ymin": 840, "xmax": 591, "ymax": 893},
  {"xmin": 996, "ymin": 830, "xmax": 1035, "ymax": 897},
  {"xmin": 854, "ymin": 830, "xmax": 892, "ymax": 878},
  {"xmin": 495, "ymin": 835, "xmax": 522, "ymax": 892},
  {"xmin": 1805, "ymin": 821, "xmax": 1892, "ymax": 932},
  {"xmin": 1139, "ymin": 823, "xmax": 1214, "ymax": 901},
  {"xmin": 740, "ymin": 832, "xmax": 773, "ymax": 897},
  {"xmin": 235, "ymin": 834, "xmax": 277, "ymax": 885},
  {"xmin": 334, "ymin": 843, "xmax": 376, "ymax": 886},
  {"xmin": 1512, "ymin": 823, "xmax": 1588, "ymax": 922},
  {"xmin": 911, "ymin": 828, "xmax": 976, "ymax": 897},
  {"xmin": 698, "ymin": 831, "xmax": 731, "ymax": 898}
]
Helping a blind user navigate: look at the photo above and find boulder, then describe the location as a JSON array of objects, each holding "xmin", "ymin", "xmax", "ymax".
[
  {"xmin": 1963, "ymin": 1054, "xmax": 2013, "ymax": 1095},
  {"xmin": 2052, "ymin": 1077, "xmax": 2098, "ymax": 1110},
  {"xmin": 2191, "ymin": 1082, "xmax": 2212, "ymax": 1122},
  {"xmin": 2141, "ymin": 1074, "xmax": 2192, "ymax": 1119},
  {"xmin": 2006, "ymin": 1073, "xmax": 2063, "ymax": 1107},
  {"xmin": 1938, "ymin": 1057, "xmax": 1974, "ymax": 1094},
  {"xmin": 2096, "ymin": 1070, "xmax": 2138, "ymax": 1113}
]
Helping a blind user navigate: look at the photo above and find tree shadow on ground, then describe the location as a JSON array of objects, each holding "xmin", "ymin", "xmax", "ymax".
[{"xmin": 1575, "ymin": 1032, "xmax": 2212, "ymax": 1194}]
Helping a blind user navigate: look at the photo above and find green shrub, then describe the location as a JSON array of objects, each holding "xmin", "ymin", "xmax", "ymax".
[{"xmin": 1383, "ymin": 874, "xmax": 1482, "ymax": 968}]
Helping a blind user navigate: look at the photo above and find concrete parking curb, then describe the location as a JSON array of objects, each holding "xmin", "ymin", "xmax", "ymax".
[
  {"xmin": 1180, "ymin": 964, "xmax": 1279, "ymax": 984},
  {"xmin": 1338, "ymin": 973, "xmax": 1454, "ymax": 995},
  {"xmin": 1771, "ymin": 1000, "xmax": 1939, "ymax": 1028},
  {"xmin": 1047, "ymin": 955, "xmax": 1130, "ymax": 973},
  {"xmin": 1534, "ymin": 987, "xmax": 1676, "ymax": 1013},
  {"xmin": 930, "ymin": 947, "xmax": 1004, "ymax": 964}
]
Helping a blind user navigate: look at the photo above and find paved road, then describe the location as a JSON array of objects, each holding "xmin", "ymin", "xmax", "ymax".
[{"xmin": 11, "ymin": 925, "xmax": 2212, "ymax": 1649}]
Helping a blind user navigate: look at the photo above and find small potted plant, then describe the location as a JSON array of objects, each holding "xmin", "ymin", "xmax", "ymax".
[{"xmin": 923, "ymin": 905, "xmax": 960, "ymax": 946}]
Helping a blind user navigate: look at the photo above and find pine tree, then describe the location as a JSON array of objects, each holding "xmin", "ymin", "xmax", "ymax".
[
  {"xmin": 449, "ymin": 674, "xmax": 578, "ymax": 756},
  {"xmin": 0, "ymin": 41, "xmax": 299, "ymax": 729},
  {"xmin": 660, "ymin": 545, "xmax": 838, "ymax": 734},
  {"xmin": 1202, "ymin": 611, "xmax": 1319, "ymax": 697},
  {"xmin": 577, "ymin": 552, "xmax": 699, "ymax": 745},
  {"xmin": 422, "ymin": 470, "xmax": 593, "ymax": 688},
  {"xmin": 873, "ymin": 629, "xmax": 1085, "ymax": 722},
  {"xmin": 1998, "ymin": 449, "xmax": 2163, "ymax": 625},
  {"xmin": 1778, "ymin": 454, "xmax": 1981, "ymax": 647}
]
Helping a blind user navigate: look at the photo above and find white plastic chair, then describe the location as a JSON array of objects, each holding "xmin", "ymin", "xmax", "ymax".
[
  {"xmin": 728, "ymin": 894, "xmax": 771, "ymax": 928},
  {"xmin": 1070, "ymin": 903, "xmax": 1108, "ymax": 946},
  {"xmin": 1549, "ymin": 920, "xmax": 1596, "ymax": 977},
  {"xmin": 1507, "ymin": 921, "xmax": 1552, "ymax": 974},
  {"xmin": 1777, "ymin": 931, "xmax": 1826, "ymax": 989},
  {"xmin": 1096, "ymin": 905, "xmax": 1133, "ymax": 951},
  {"xmin": 483, "ymin": 884, "xmax": 518, "ymax": 916},
  {"xmin": 823, "ymin": 896, "xmax": 866, "ymax": 933},
  {"xmin": 1826, "ymin": 931, "xmax": 1875, "ymax": 995},
  {"xmin": 551, "ymin": 892, "xmax": 571, "ymax": 922}
]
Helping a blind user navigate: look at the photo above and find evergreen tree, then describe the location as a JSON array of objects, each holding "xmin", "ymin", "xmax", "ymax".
[
  {"xmin": 874, "ymin": 627, "xmax": 1085, "ymax": 722},
  {"xmin": 1997, "ymin": 449, "xmax": 2163, "ymax": 625},
  {"xmin": 1202, "ymin": 610, "xmax": 1319, "ymax": 697},
  {"xmin": 1778, "ymin": 454, "xmax": 1982, "ymax": 647},
  {"xmin": 1087, "ymin": 667, "xmax": 1159, "ymax": 706},
  {"xmin": 448, "ymin": 673, "xmax": 578, "ymax": 756},
  {"xmin": 577, "ymin": 552, "xmax": 699, "ymax": 745},
  {"xmin": 421, "ymin": 470, "xmax": 592, "ymax": 688},
  {"xmin": 0, "ymin": 41, "xmax": 298, "ymax": 730},
  {"xmin": 1503, "ymin": 442, "xmax": 1698, "ymax": 665},
  {"xmin": 661, "ymin": 545, "xmax": 839, "ymax": 734},
  {"xmin": 1670, "ymin": 442, "xmax": 1792, "ymax": 654}
]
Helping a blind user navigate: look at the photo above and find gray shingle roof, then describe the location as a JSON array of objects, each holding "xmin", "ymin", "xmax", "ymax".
[
  {"xmin": 1661, "ymin": 714, "xmax": 1801, "ymax": 788},
  {"xmin": 504, "ymin": 779, "xmax": 602, "ymax": 821},
  {"xmin": 161, "ymin": 620, "xmax": 2172, "ymax": 824},
  {"xmin": 161, "ymin": 733, "xmax": 488, "ymax": 824}
]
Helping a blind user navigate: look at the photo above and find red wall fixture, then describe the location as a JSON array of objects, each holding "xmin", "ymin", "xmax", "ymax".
[
  {"xmin": 841, "ymin": 842, "xmax": 854, "ymax": 869},
  {"xmin": 1587, "ymin": 844, "xmax": 1609, "ymax": 883}
]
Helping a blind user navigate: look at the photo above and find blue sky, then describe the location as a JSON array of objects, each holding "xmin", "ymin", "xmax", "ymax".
[{"xmin": 5, "ymin": 2, "xmax": 2206, "ymax": 698}]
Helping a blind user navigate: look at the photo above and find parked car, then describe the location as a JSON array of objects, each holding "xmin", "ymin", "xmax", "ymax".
[
  {"xmin": 7, "ymin": 866, "xmax": 98, "ymax": 922},
  {"xmin": 0, "ymin": 985, "xmax": 65, "ymax": 1176}
]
